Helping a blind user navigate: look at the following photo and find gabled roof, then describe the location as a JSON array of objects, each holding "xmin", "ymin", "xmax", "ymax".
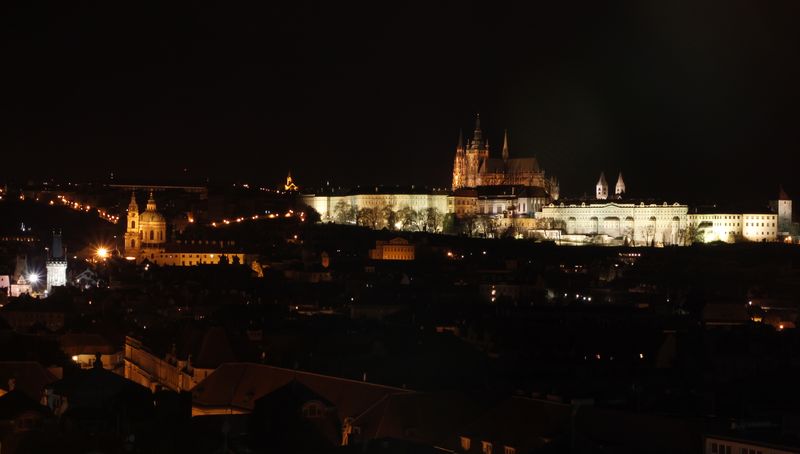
[
  {"xmin": 481, "ymin": 157, "xmax": 541, "ymax": 175},
  {"xmin": 192, "ymin": 363, "xmax": 411, "ymax": 418},
  {"xmin": 0, "ymin": 362, "xmax": 58, "ymax": 401},
  {"xmin": 0, "ymin": 390, "xmax": 50, "ymax": 420},
  {"xmin": 459, "ymin": 396, "xmax": 572, "ymax": 451},
  {"xmin": 350, "ymin": 392, "xmax": 486, "ymax": 448},
  {"xmin": 60, "ymin": 333, "xmax": 118, "ymax": 355}
]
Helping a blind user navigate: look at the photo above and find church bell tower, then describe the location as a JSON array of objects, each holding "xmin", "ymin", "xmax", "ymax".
[{"xmin": 124, "ymin": 192, "xmax": 140, "ymax": 258}]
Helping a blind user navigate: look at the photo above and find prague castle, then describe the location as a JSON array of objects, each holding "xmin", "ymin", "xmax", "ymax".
[
  {"xmin": 300, "ymin": 115, "xmax": 794, "ymax": 245},
  {"xmin": 451, "ymin": 115, "xmax": 559, "ymax": 199}
]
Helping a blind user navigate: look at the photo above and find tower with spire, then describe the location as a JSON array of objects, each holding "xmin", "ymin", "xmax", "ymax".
[
  {"xmin": 124, "ymin": 192, "xmax": 140, "ymax": 257},
  {"xmin": 463, "ymin": 114, "xmax": 489, "ymax": 188},
  {"xmin": 614, "ymin": 172, "xmax": 626, "ymax": 197},
  {"xmin": 596, "ymin": 172, "xmax": 609, "ymax": 200},
  {"xmin": 450, "ymin": 114, "xmax": 559, "ymax": 200},
  {"xmin": 46, "ymin": 230, "xmax": 67, "ymax": 292}
]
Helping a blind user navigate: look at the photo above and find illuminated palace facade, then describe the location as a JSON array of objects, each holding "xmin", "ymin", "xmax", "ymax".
[{"xmin": 124, "ymin": 192, "xmax": 248, "ymax": 265}]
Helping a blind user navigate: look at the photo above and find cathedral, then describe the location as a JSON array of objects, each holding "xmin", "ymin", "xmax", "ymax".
[{"xmin": 451, "ymin": 115, "xmax": 559, "ymax": 199}]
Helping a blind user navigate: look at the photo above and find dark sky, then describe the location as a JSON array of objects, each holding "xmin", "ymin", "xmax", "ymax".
[{"xmin": 2, "ymin": 1, "xmax": 799, "ymax": 203}]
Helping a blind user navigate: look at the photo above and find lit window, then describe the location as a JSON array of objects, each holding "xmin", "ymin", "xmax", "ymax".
[
  {"xmin": 504, "ymin": 446, "xmax": 515, "ymax": 454},
  {"xmin": 460, "ymin": 437, "xmax": 471, "ymax": 451},
  {"xmin": 482, "ymin": 441, "xmax": 492, "ymax": 454}
]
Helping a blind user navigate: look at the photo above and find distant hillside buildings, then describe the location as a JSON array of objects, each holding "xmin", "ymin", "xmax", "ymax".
[{"xmin": 301, "ymin": 115, "xmax": 795, "ymax": 246}]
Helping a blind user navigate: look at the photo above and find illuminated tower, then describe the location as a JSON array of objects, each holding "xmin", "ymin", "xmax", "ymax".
[
  {"xmin": 464, "ymin": 114, "xmax": 489, "ymax": 188},
  {"xmin": 596, "ymin": 172, "xmax": 608, "ymax": 200},
  {"xmin": 502, "ymin": 129, "xmax": 509, "ymax": 161},
  {"xmin": 124, "ymin": 192, "xmax": 140, "ymax": 258},
  {"xmin": 451, "ymin": 130, "xmax": 466, "ymax": 190},
  {"xmin": 615, "ymin": 172, "xmax": 626, "ymax": 197},
  {"xmin": 284, "ymin": 172, "xmax": 299, "ymax": 191},
  {"xmin": 46, "ymin": 230, "xmax": 67, "ymax": 292},
  {"xmin": 776, "ymin": 186, "xmax": 792, "ymax": 237}
]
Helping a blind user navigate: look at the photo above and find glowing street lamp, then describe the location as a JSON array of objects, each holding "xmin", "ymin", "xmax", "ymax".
[
  {"xmin": 27, "ymin": 272, "xmax": 40, "ymax": 284},
  {"xmin": 96, "ymin": 247, "xmax": 109, "ymax": 260}
]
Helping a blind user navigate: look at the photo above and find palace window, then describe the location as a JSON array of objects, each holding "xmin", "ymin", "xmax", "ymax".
[
  {"xmin": 460, "ymin": 437, "xmax": 471, "ymax": 451},
  {"xmin": 150, "ymin": 231, "xmax": 154, "ymax": 240},
  {"xmin": 482, "ymin": 441, "xmax": 493, "ymax": 454}
]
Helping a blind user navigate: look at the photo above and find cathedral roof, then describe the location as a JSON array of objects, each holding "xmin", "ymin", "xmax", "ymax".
[{"xmin": 480, "ymin": 157, "xmax": 541, "ymax": 174}]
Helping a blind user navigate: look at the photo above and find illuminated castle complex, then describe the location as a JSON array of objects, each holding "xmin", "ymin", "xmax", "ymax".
[{"xmin": 451, "ymin": 115, "xmax": 559, "ymax": 199}]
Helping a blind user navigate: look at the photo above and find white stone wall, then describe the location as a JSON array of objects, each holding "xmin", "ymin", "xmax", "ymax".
[
  {"xmin": 743, "ymin": 213, "xmax": 778, "ymax": 242},
  {"xmin": 302, "ymin": 193, "xmax": 449, "ymax": 222},
  {"xmin": 539, "ymin": 202, "xmax": 689, "ymax": 245},
  {"xmin": 687, "ymin": 213, "xmax": 778, "ymax": 243}
]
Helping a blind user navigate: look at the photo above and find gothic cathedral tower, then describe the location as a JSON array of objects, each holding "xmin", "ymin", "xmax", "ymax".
[
  {"xmin": 124, "ymin": 192, "xmax": 140, "ymax": 258},
  {"xmin": 452, "ymin": 114, "xmax": 489, "ymax": 190}
]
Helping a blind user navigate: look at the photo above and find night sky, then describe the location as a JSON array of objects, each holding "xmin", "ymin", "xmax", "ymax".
[{"xmin": 2, "ymin": 2, "xmax": 800, "ymax": 203}]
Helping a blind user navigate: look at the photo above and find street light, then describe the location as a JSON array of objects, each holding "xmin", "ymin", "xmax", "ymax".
[
  {"xmin": 96, "ymin": 247, "xmax": 109, "ymax": 259},
  {"xmin": 27, "ymin": 272, "xmax": 39, "ymax": 284}
]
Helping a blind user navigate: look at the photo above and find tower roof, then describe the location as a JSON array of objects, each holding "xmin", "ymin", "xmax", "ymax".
[
  {"xmin": 128, "ymin": 191, "xmax": 138, "ymax": 210},
  {"xmin": 779, "ymin": 185, "xmax": 790, "ymax": 200},
  {"xmin": 597, "ymin": 172, "xmax": 608, "ymax": 187},
  {"xmin": 457, "ymin": 129, "xmax": 464, "ymax": 150},
  {"xmin": 50, "ymin": 231, "xmax": 64, "ymax": 259}
]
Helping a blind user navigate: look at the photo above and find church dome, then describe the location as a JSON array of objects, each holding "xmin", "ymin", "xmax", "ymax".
[{"xmin": 139, "ymin": 210, "xmax": 165, "ymax": 224}]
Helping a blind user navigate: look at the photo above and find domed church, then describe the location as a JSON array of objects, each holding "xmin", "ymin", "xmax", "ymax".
[
  {"xmin": 124, "ymin": 192, "xmax": 166, "ymax": 258},
  {"xmin": 123, "ymin": 191, "xmax": 248, "ymax": 266}
]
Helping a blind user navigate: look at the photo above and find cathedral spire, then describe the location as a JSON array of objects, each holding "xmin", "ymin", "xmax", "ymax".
[
  {"xmin": 502, "ymin": 129, "xmax": 509, "ymax": 160},
  {"xmin": 472, "ymin": 113, "xmax": 482, "ymax": 143},
  {"xmin": 457, "ymin": 129, "xmax": 464, "ymax": 150}
]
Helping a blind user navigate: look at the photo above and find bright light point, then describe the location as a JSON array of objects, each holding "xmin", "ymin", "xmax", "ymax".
[
  {"xmin": 639, "ymin": 353, "xmax": 644, "ymax": 359},
  {"xmin": 27, "ymin": 273, "xmax": 39, "ymax": 284},
  {"xmin": 71, "ymin": 355, "xmax": 78, "ymax": 362},
  {"xmin": 96, "ymin": 247, "xmax": 109, "ymax": 259}
]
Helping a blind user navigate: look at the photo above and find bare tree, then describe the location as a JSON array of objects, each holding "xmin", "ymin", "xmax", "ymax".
[
  {"xmin": 380, "ymin": 206, "xmax": 397, "ymax": 230},
  {"xmin": 333, "ymin": 200, "xmax": 356, "ymax": 224},
  {"xmin": 357, "ymin": 207, "xmax": 379, "ymax": 229},
  {"xmin": 398, "ymin": 206, "xmax": 418, "ymax": 231},
  {"xmin": 421, "ymin": 207, "xmax": 444, "ymax": 232}
]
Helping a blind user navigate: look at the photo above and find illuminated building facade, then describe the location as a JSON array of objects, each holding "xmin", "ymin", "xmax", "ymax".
[
  {"xmin": 687, "ymin": 211, "xmax": 778, "ymax": 243},
  {"xmin": 45, "ymin": 231, "xmax": 67, "ymax": 292},
  {"xmin": 124, "ymin": 192, "xmax": 250, "ymax": 266},
  {"xmin": 302, "ymin": 187, "xmax": 450, "ymax": 224},
  {"xmin": 539, "ymin": 200, "xmax": 689, "ymax": 246},
  {"xmin": 368, "ymin": 238, "xmax": 415, "ymax": 260},
  {"xmin": 451, "ymin": 116, "xmax": 559, "ymax": 199}
]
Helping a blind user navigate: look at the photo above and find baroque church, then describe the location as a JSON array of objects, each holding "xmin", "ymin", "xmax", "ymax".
[
  {"xmin": 123, "ymin": 192, "xmax": 248, "ymax": 266},
  {"xmin": 451, "ymin": 115, "xmax": 559, "ymax": 199}
]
